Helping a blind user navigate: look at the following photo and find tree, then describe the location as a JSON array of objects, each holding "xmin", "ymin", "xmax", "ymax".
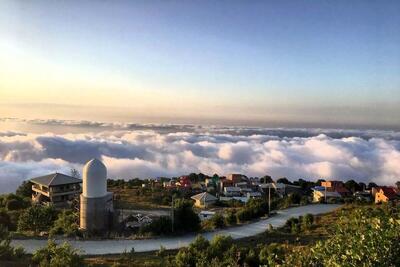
[
  {"xmin": 277, "ymin": 177, "xmax": 291, "ymax": 185},
  {"xmin": 367, "ymin": 182, "xmax": 378, "ymax": 189},
  {"xmin": 210, "ymin": 214, "xmax": 225, "ymax": 229},
  {"xmin": 141, "ymin": 216, "xmax": 172, "ymax": 235},
  {"xmin": 208, "ymin": 235, "xmax": 233, "ymax": 259},
  {"xmin": 396, "ymin": 181, "xmax": 400, "ymax": 190},
  {"xmin": 15, "ymin": 181, "xmax": 32, "ymax": 198},
  {"xmin": 344, "ymin": 179, "xmax": 361, "ymax": 193},
  {"xmin": 0, "ymin": 209, "xmax": 11, "ymax": 229},
  {"xmin": 260, "ymin": 175, "xmax": 273, "ymax": 183},
  {"xmin": 18, "ymin": 205, "xmax": 57, "ymax": 234},
  {"xmin": 0, "ymin": 226, "xmax": 25, "ymax": 260},
  {"xmin": 50, "ymin": 210, "xmax": 79, "ymax": 237},
  {"xmin": 173, "ymin": 199, "xmax": 200, "ymax": 233},
  {"xmin": 188, "ymin": 173, "xmax": 198, "ymax": 183},
  {"xmin": 70, "ymin": 168, "xmax": 80, "ymax": 179},
  {"xmin": 32, "ymin": 240, "xmax": 84, "ymax": 267},
  {"xmin": 4, "ymin": 194, "xmax": 30, "ymax": 211}
]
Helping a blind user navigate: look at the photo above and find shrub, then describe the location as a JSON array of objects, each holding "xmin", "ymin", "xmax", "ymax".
[
  {"xmin": 225, "ymin": 210, "xmax": 237, "ymax": 225},
  {"xmin": 210, "ymin": 214, "xmax": 225, "ymax": 229},
  {"xmin": 141, "ymin": 216, "xmax": 172, "ymax": 235},
  {"xmin": 18, "ymin": 205, "xmax": 57, "ymax": 234},
  {"xmin": 50, "ymin": 210, "xmax": 79, "ymax": 237},
  {"xmin": 32, "ymin": 240, "xmax": 84, "ymax": 267},
  {"xmin": 283, "ymin": 205, "xmax": 400, "ymax": 266},
  {"xmin": 173, "ymin": 199, "xmax": 200, "ymax": 233},
  {"xmin": 0, "ymin": 226, "xmax": 25, "ymax": 260}
]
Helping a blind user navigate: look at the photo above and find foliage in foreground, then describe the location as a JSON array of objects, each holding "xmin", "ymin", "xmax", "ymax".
[
  {"xmin": 284, "ymin": 204, "xmax": 400, "ymax": 266},
  {"xmin": 0, "ymin": 226, "xmax": 25, "ymax": 261},
  {"xmin": 164, "ymin": 204, "xmax": 400, "ymax": 267},
  {"xmin": 32, "ymin": 240, "xmax": 84, "ymax": 267}
]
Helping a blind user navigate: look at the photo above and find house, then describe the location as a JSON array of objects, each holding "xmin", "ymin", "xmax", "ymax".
[
  {"xmin": 191, "ymin": 192, "xmax": 218, "ymax": 208},
  {"xmin": 223, "ymin": 186, "xmax": 242, "ymax": 197},
  {"xmin": 312, "ymin": 187, "xmax": 342, "ymax": 202},
  {"xmin": 235, "ymin": 182, "xmax": 249, "ymax": 188},
  {"xmin": 219, "ymin": 179, "xmax": 234, "ymax": 191},
  {"xmin": 163, "ymin": 180, "xmax": 176, "ymax": 189},
  {"xmin": 247, "ymin": 191, "xmax": 262, "ymax": 199},
  {"xmin": 226, "ymin": 174, "xmax": 244, "ymax": 184},
  {"xmin": 176, "ymin": 176, "xmax": 192, "ymax": 189},
  {"xmin": 259, "ymin": 182, "xmax": 302, "ymax": 197},
  {"xmin": 205, "ymin": 176, "xmax": 219, "ymax": 188},
  {"xmin": 375, "ymin": 187, "xmax": 399, "ymax": 203},
  {"xmin": 354, "ymin": 191, "xmax": 372, "ymax": 202},
  {"xmin": 321, "ymin": 181, "xmax": 351, "ymax": 197},
  {"xmin": 30, "ymin": 173, "xmax": 82, "ymax": 209},
  {"xmin": 198, "ymin": 211, "xmax": 216, "ymax": 221}
]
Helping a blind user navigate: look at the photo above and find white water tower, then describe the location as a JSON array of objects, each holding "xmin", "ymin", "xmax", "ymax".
[{"xmin": 80, "ymin": 158, "xmax": 113, "ymax": 231}]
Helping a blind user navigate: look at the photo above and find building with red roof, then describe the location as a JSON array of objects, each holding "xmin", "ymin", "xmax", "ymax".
[{"xmin": 375, "ymin": 187, "xmax": 399, "ymax": 203}]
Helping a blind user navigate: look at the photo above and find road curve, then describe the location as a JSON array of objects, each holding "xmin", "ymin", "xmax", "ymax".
[{"xmin": 12, "ymin": 204, "xmax": 340, "ymax": 255}]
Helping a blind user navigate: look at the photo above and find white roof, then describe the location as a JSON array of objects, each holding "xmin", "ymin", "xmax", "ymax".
[{"xmin": 191, "ymin": 192, "xmax": 217, "ymax": 202}]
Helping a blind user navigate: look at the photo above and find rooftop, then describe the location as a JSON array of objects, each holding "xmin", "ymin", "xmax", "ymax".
[
  {"xmin": 191, "ymin": 192, "xmax": 218, "ymax": 202},
  {"xmin": 30, "ymin": 173, "xmax": 82, "ymax": 187}
]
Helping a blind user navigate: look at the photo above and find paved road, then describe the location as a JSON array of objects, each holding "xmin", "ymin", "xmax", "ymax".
[{"xmin": 12, "ymin": 204, "xmax": 340, "ymax": 255}]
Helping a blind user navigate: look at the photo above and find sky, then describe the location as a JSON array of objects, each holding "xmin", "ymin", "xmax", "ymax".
[{"xmin": 0, "ymin": 0, "xmax": 399, "ymax": 128}]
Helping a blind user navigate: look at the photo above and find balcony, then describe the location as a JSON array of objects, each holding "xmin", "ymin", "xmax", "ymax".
[{"xmin": 32, "ymin": 185, "xmax": 50, "ymax": 197}]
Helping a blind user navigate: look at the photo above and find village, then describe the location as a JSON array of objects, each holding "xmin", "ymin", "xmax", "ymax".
[{"xmin": 25, "ymin": 162, "xmax": 400, "ymax": 236}]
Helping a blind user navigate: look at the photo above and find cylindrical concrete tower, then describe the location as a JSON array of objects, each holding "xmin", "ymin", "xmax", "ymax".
[{"xmin": 80, "ymin": 158, "xmax": 113, "ymax": 232}]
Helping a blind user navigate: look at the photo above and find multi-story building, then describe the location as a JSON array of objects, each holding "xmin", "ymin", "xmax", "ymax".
[{"xmin": 30, "ymin": 173, "xmax": 82, "ymax": 209}]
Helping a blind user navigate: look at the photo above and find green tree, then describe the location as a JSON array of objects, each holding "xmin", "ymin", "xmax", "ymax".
[
  {"xmin": 211, "ymin": 214, "xmax": 225, "ymax": 229},
  {"xmin": 0, "ymin": 209, "xmax": 11, "ymax": 229},
  {"xmin": 50, "ymin": 210, "xmax": 79, "ymax": 237},
  {"xmin": 32, "ymin": 240, "xmax": 84, "ymax": 267},
  {"xmin": 18, "ymin": 205, "xmax": 57, "ymax": 234},
  {"xmin": 15, "ymin": 181, "xmax": 32, "ymax": 198},
  {"xmin": 0, "ymin": 226, "xmax": 25, "ymax": 260},
  {"xmin": 173, "ymin": 199, "xmax": 200, "ymax": 233}
]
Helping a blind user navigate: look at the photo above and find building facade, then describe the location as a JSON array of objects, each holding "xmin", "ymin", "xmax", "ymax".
[{"xmin": 30, "ymin": 173, "xmax": 82, "ymax": 209}]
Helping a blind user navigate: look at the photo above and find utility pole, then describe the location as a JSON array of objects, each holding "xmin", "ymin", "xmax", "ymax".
[
  {"xmin": 171, "ymin": 195, "xmax": 174, "ymax": 233},
  {"xmin": 268, "ymin": 184, "xmax": 271, "ymax": 215}
]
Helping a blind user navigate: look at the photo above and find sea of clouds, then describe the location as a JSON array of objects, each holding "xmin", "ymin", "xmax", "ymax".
[{"xmin": 0, "ymin": 118, "xmax": 399, "ymax": 193}]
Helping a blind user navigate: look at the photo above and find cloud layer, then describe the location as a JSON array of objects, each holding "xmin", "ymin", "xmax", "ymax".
[{"xmin": 1, "ymin": 122, "xmax": 400, "ymax": 193}]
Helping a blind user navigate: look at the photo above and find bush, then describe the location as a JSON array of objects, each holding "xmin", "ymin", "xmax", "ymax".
[
  {"xmin": 18, "ymin": 205, "xmax": 58, "ymax": 234},
  {"xmin": 32, "ymin": 240, "xmax": 84, "ymax": 267},
  {"xmin": 285, "ymin": 217, "xmax": 300, "ymax": 234},
  {"xmin": 0, "ymin": 209, "xmax": 11, "ymax": 229},
  {"xmin": 301, "ymin": 213, "xmax": 314, "ymax": 230},
  {"xmin": 141, "ymin": 216, "xmax": 172, "ymax": 235},
  {"xmin": 173, "ymin": 199, "xmax": 200, "ymax": 233},
  {"xmin": 236, "ymin": 199, "xmax": 269, "ymax": 223},
  {"xmin": 211, "ymin": 214, "xmax": 225, "ymax": 229},
  {"xmin": 283, "ymin": 205, "xmax": 400, "ymax": 266},
  {"xmin": 15, "ymin": 181, "xmax": 32, "ymax": 198},
  {"xmin": 50, "ymin": 210, "xmax": 79, "ymax": 237},
  {"xmin": 0, "ymin": 226, "xmax": 25, "ymax": 260},
  {"xmin": 225, "ymin": 210, "xmax": 237, "ymax": 225}
]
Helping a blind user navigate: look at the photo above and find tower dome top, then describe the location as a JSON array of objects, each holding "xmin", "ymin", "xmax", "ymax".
[{"xmin": 82, "ymin": 158, "xmax": 107, "ymax": 198}]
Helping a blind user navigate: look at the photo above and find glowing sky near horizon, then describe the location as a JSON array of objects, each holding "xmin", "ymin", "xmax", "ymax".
[{"xmin": 0, "ymin": 1, "xmax": 399, "ymax": 128}]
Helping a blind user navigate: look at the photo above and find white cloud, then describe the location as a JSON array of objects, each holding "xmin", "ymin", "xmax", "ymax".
[{"xmin": 0, "ymin": 125, "xmax": 400, "ymax": 193}]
